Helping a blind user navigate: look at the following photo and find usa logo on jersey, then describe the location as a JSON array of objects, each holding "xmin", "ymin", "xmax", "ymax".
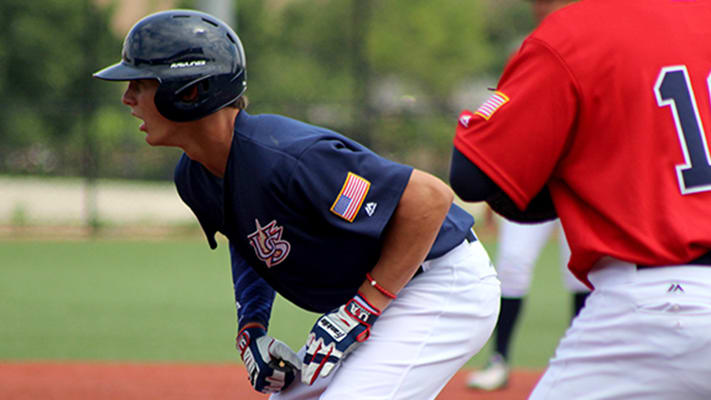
[
  {"xmin": 247, "ymin": 219, "xmax": 291, "ymax": 268},
  {"xmin": 330, "ymin": 172, "xmax": 371, "ymax": 222}
]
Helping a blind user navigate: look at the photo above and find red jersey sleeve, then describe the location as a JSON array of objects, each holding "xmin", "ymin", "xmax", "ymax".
[{"xmin": 454, "ymin": 38, "xmax": 578, "ymax": 210}]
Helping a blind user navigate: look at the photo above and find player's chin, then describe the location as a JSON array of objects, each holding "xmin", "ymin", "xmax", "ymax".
[
  {"xmin": 144, "ymin": 131, "xmax": 175, "ymax": 148},
  {"xmin": 143, "ymin": 131, "xmax": 162, "ymax": 147},
  {"xmin": 144, "ymin": 136, "xmax": 166, "ymax": 147}
]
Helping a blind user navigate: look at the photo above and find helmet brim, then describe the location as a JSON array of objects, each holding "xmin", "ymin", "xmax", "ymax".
[{"xmin": 93, "ymin": 61, "xmax": 158, "ymax": 81}]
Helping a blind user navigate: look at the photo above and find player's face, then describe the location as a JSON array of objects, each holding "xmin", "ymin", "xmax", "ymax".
[{"xmin": 121, "ymin": 79, "xmax": 174, "ymax": 146}]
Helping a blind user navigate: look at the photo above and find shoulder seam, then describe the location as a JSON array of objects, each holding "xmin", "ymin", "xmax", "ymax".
[{"xmin": 524, "ymin": 37, "xmax": 584, "ymax": 107}]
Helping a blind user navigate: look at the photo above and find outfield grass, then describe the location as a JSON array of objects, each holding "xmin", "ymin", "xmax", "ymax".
[{"xmin": 0, "ymin": 236, "xmax": 571, "ymax": 368}]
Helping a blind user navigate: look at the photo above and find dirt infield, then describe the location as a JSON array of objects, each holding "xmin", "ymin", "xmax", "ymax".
[{"xmin": 0, "ymin": 362, "xmax": 541, "ymax": 399}]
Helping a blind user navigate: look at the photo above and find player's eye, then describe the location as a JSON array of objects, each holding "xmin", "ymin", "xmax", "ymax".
[
  {"xmin": 129, "ymin": 79, "xmax": 153, "ymax": 92},
  {"xmin": 127, "ymin": 81, "xmax": 141, "ymax": 92}
]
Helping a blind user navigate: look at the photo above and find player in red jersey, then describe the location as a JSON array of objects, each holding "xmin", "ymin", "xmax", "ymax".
[{"xmin": 450, "ymin": 0, "xmax": 711, "ymax": 398}]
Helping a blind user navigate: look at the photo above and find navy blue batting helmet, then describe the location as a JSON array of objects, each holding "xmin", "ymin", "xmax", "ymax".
[{"xmin": 93, "ymin": 9, "xmax": 246, "ymax": 122}]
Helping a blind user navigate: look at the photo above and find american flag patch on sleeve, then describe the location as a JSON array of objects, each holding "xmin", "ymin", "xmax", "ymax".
[
  {"xmin": 330, "ymin": 172, "xmax": 371, "ymax": 222},
  {"xmin": 475, "ymin": 90, "xmax": 509, "ymax": 120}
]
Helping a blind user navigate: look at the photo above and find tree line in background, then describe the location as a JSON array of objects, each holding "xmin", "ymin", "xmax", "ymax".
[{"xmin": 0, "ymin": 0, "xmax": 534, "ymax": 181}]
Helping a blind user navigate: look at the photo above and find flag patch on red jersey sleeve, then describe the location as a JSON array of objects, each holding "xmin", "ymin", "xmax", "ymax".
[
  {"xmin": 330, "ymin": 172, "xmax": 371, "ymax": 222},
  {"xmin": 474, "ymin": 90, "xmax": 509, "ymax": 120}
]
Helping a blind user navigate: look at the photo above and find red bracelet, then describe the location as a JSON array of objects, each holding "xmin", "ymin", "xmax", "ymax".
[{"xmin": 365, "ymin": 272, "xmax": 397, "ymax": 299}]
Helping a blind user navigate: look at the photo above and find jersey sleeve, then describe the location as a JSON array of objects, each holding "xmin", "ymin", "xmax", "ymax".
[
  {"xmin": 229, "ymin": 241, "xmax": 276, "ymax": 331},
  {"xmin": 454, "ymin": 38, "xmax": 579, "ymax": 210},
  {"xmin": 288, "ymin": 138, "xmax": 413, "ymax": 239}
]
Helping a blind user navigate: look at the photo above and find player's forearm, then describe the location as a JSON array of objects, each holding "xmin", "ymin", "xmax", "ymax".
[
  {"xmin": 230, "ymin": 243, "xmax": 276, "ymax": 331},
  {"xmin": 359, "ymin": 169, "xmax": 453, "ymax": 310}
]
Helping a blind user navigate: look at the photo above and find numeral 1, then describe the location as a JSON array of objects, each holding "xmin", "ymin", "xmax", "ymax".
[{"xmin": 654, "ymin": 66, "xmax": 711, "ymax": 194}]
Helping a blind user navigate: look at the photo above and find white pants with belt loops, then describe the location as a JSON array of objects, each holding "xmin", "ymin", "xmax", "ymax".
[
  {"xmin": 272, "ymin": 238, "xmax": 501, "ymax": 400},
  {"xmin": 529, "ymin": 257, "xmax": 711, "ymax": 400}
]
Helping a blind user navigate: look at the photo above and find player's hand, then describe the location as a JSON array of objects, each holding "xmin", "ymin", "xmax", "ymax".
[
  {"xmin": 301, "ymin": 292, "xmax": 381, "ymax": 385},
  {"xmin": 237, "ymin": 326, "xmax": 302, "ymax": 393}
]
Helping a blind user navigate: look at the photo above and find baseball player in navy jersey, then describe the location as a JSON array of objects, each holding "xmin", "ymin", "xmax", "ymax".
[
  {"xmin": 467, "ymin": 0, "xmax": 589, "ymax": 392},
  {"xmin": 93, "ymin": 9, "xmax": 500, "ymax": 399},
  {"xmin": 451, "ymin": 0, "xmax": 711, "ymax": 398}
]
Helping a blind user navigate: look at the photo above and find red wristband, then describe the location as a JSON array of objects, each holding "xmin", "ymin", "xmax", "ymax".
[{"xmin": 365, "ymin": 272, "xmax": 397, "ymax": 299}]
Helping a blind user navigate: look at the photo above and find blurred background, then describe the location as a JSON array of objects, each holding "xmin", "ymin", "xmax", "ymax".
[{"xmin": 0, "ymin": 0, "xmax": 537, "ymax": 234}]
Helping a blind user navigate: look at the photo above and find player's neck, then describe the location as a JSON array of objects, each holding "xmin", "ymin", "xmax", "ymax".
[{"xmin": 181, "ymin": 108, "xmax": 239, "ymax": 178}]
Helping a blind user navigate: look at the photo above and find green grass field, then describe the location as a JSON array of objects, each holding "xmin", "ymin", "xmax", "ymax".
[{"xmin": 0, "ymin": 235, "xmax": 572, "ymax": 368}]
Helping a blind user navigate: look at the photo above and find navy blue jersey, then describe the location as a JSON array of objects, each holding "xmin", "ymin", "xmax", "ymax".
[{"xmin": 175, "ymin": 111, "xmax": 473, "ymax": 321}]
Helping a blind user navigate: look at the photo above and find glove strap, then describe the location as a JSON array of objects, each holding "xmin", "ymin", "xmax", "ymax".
[
  {"xmin": 236, "ymin": 326, "xmax": 266, "ymax": 356},
  {"xmin": 365, "ymin": 272, "xmax": 397, "ymax": 299},
  {"xmin": 354, "ymin": 291, "xmax": 382, "ymax": 316},
  {"xmin": 346, "ymin": 292, "xmax": 382, "ymax": 343}
]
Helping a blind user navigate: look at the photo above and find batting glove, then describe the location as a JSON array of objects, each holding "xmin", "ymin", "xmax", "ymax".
[
  {"xmin": 301, "ymin": 292, "xmax": 381, "ymax": 385},
  {"xmin": 237, "ymin": 326, "xmax": 302, "ymax": 393}
]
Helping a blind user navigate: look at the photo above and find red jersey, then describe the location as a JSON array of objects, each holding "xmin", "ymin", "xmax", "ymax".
[{"xmin": 454, "ymin": 0, "xmax": 711, "ymax": 286}]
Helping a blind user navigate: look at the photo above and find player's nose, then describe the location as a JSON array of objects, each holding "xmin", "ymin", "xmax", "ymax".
[{"xmin": 121, "ymin": 85, "xmax": 137, "ymax": 106}]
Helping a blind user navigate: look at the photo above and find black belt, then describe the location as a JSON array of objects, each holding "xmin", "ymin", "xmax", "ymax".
[
  {"xmin": 413, "ymin": 228, "xmax": 477, "ymax": 278},
  {"xmin": 637, "ymin": 250, "xmax": 711, "ymax": 269}
]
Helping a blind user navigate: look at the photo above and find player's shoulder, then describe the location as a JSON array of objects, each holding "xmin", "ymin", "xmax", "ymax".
[
  {"xmin": 235, "ymin": 110, "xmax": 360, "ymax": 162},
  {"xmin": 530, "ymin": 0, "xmax": 606, "ymax": 43},
  {"xmin": 531, "ymin": 0, "xmax": 667, "ymax": 44},
  {"xmin": 238, "ymin": 111, "xmax": 325, "ymax": 146},
  {"xmin": 523, "ymin": 0, "xmax": 641, "ymax": 70}
]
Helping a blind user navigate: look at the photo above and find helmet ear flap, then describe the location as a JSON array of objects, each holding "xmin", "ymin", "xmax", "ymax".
[
  {"xmin": 154, "ymin": 77, "xmax": 211, "ymax": 122},
  {"xmin": 154, "ymin": 70, "xmax": 246, "ymax": 122}
]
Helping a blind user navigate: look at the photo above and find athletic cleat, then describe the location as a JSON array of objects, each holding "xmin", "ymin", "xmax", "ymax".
[{"xmin": 466, "ymin": 353, "xmax": 509, "ymax": 391}]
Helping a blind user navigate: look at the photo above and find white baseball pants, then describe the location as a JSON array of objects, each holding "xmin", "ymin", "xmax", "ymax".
[
  {"xmin": 529, "ymin": 257, "xmax": 711, "ymax": 399},
  {"xmin": 272, "ymin": 238, "xmax": 501, "ymax": 400}
]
